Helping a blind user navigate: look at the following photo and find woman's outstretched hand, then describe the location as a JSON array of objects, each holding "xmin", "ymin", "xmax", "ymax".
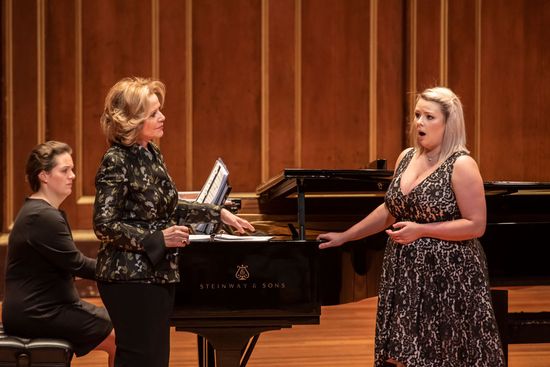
[
  {"xmin": 317, "ymin": 232, "xmax": 346, "ymax": 249},
  {"xmin": 220, "ymin": 208, "xmax": 255, "ymax": 234}
]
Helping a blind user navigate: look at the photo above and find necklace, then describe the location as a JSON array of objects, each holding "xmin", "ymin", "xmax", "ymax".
[{"xmin": 426, "ymin": 153, "xmax": 438, "ymax": 162}]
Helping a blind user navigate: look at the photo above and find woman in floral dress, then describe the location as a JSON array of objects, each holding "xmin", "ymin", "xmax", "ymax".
[{"xmin": 317, "ymin": 87, "xmax": 504, "ymax": 366}]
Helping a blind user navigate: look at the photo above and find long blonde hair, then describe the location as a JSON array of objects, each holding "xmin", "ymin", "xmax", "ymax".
[
  {"xmin": 409, "ymin": 86, "xmax": 469, "ymax": 162},
  {"xmin": 100, "ymin": 77, "xmax": 166, "ymax": 146}
]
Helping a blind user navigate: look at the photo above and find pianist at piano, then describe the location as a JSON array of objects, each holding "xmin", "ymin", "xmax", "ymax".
[
  {"xmin": 316, "ymin": 87, "xmax": 505, "ymax": 367},
  {"xmin": 93, "ymin": 77, "xmax": 254, "ymax": 367}
]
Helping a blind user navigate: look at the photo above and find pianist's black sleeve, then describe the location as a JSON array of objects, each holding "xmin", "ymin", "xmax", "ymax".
[{"xmin": 27, "ymin": 202, "xmax": 96, "ymax": 280}]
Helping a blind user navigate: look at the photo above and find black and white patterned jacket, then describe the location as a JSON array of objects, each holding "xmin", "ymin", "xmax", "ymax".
[{"xmin": 93, "ymin": 142, "xmax": 221, "ymax": 283}]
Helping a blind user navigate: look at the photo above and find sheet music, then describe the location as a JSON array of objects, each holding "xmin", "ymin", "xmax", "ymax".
[
  {"xmin": 190, "ymin": 234, "xmax": 273, "ymax": 243},
  {"xmin": 193, "ymin": 158, "xmax": 230, "ymax": 234}
]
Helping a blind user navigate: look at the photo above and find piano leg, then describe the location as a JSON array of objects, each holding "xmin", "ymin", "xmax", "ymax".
[
  {"xmin": 197, "ymin": 336, "xmax": 215, "ymax": 367},
  {"xmin": 240, "ymin": 335, "xmax": 259, "ymax": 366},
  {"xmin": 197, "ymin": 334, "xmax": 260, "ymax": 367},
  {"xmin": 491, "ymin": 289, "xmax": 509, "ymax": 367},
  {"xmin": 179, "ymin": 326, "xmax": 287, "ymax": 367}
]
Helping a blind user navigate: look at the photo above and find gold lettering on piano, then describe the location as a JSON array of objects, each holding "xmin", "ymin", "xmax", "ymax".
[
  {"xmin": 197, "ymin": 265, "xmax": 287, "ymax": 290},
  {"xmin": 198, "ymin": 282, "xmax": 287, "ymax": 290},
  {"xmin": 199, "ymin": 283, "xmax": 258, "ymax": 290}
]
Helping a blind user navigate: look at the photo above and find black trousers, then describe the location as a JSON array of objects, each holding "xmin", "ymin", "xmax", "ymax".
[{"xmin": 98, "ymin": 282, "xmax": 175, "ymax": 367}]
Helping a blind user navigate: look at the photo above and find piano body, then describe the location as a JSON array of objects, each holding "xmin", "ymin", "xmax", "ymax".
[
  {"xmin": 171, "ymin": 239, "xmax": 321, "ymax": 367},
  {"xmin": 171, "ymin": 169, "xmax": 550, "ymax": 366}
]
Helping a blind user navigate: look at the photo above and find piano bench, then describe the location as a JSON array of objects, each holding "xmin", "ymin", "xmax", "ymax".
[{"xmin": 0, "ymin": 324, "xmax": 72, "ymax": 367}]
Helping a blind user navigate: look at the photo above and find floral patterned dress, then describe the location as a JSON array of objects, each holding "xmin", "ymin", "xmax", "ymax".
[{"xmin": 374, "ymin": 149, "xmax": 505, "ymax": 367}]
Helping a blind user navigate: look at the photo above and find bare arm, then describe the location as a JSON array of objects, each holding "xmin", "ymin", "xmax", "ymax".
[
  {"xmin": 425, "ymin": 155, "xmax": 486, "ymax": 239},
  {"xmin": 317, "ymin": 149, "xmax": 411, "ymax": 249},
  {"xmin": 317, "ymin": 203, "xmax": 395, "ymax": 249},
  {"xmin": 387, "ymin": 155, "xmax": 486, "ymax": 244}
]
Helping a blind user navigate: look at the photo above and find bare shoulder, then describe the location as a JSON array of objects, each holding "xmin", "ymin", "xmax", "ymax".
[
  {"xmin": 454, "ymin": 154, "xmax": 481, "ymax": 173},
  {"xmin": 452, "ymin": 154, "xmax": 483, "ymax": 185}
]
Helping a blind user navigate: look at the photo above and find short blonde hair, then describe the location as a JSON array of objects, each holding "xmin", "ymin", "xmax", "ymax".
[
  {"xmin": 100, "ymin": 77, "xmax": 166, "ymax": 146},
  {"xmin": 409, "ymin": 86, "xmax": 469, "ymax": 161}
]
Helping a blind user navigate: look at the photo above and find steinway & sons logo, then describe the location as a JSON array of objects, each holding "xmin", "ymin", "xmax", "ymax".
[
  {"xmin": 235, "ymin": 265, "xmax": 250, "ymax": 280},
  {"xmin": 199, "ymin": 264, "xmax": 286, "ymax": 290}
]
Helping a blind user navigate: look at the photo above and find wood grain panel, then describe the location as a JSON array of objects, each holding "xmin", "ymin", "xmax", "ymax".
[
  {"xmin": 414, "ymin": 0, "xmax": 441, "ymax": 91},
  {"xmin": 447, "ymin": 0, "xmax": 477, "ymax": 159},
  {"xmin": 3, "ymin": 0, "xmax": 550, "ymax": 236},
  {"xmin": 301, "ymin": 0, "xmax": 370, "ymax": 169},
  {"xmin": 1, "ymin": 0, "xmax": 11, "ymax": 231},
  {"xmin": 158, "ymin": 0, "xmax": 189, "ymax": 191},
  {"xmin": 11, "ymin": 0, "xmax": 38, "ymax": 220},
  {"xmin": 267, "ymin": 0, "xmax": 296, "ymax": 179},
  {"xmin": 81, "ymin": 0, "xmax": 153, "ymax": 197},
  {"xmin": 377, "ymin": 0, "xmax": 406, "ymax": 169},
  {"xmin": 44, "ymin": 0, "xmax": 78, "ymax": 219},
  {"xmin": 480, "ymin": 0, "xmax": 526, "ymax": 180},
  {"xmin": 192, "ymin": 0, "xmax": 262, "ymax": 192},
  {"xmin": 521, "ymin": 0, "xmax": 550, "ymax": 181},
  {"xmin": 480, "ymin": 0, "xmax": 550, "ymax": 181}
]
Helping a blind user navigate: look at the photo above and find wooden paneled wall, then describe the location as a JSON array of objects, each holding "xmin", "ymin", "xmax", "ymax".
[{"xmin": 2, "ymin": 0, "xmax": 550, "ymax": 236}]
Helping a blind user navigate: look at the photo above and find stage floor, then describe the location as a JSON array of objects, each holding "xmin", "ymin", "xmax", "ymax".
[{"xmin": 70, "ymin": 285, "xmax": 550, "ymax": 367}]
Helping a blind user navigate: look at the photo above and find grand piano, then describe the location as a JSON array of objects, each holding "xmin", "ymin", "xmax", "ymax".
[{"xmin": 171, "ymin": 168, "xmax": 550, "ymax": 366}]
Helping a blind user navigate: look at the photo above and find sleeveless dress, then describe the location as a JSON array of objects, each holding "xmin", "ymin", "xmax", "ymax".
[{"xmin": 374, "ymin": 149, "xmax": 505, "ymax": 367}]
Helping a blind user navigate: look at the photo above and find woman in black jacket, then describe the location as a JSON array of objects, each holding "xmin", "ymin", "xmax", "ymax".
[{"xmin": 94, "ymin": 77, "xmax": 254, "ymax": 367}]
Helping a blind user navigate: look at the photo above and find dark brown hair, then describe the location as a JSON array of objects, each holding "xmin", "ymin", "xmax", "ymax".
[{"xmin": 26, "ymin": 141, "xmax": 72, "ymax": 192}]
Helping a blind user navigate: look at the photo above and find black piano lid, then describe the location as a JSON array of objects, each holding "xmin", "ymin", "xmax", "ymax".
[
  {"xmin": 257, "ymin": 172, "xmax": 550, "ymax": 200},
  {"xmin": 484, "ymin": 181, "xmax": 550, "ymax": 195},
  {"xmin": 256, "ymin": 168, "xmax": 394, "ymax": 202},
  {"xmin": 278, "ymin": 168, "xmax": 394, "ymax": 179}
]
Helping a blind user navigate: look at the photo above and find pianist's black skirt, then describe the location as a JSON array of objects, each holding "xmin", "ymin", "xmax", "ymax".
[{"xmin": 2, "ymin": 299, "xmax": 112, "ymax": 357}]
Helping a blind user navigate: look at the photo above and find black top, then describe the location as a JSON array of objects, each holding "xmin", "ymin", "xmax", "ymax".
[
  {"xmin": 2, "ymin": 198, "xmax": 95, "ymax": 318},
  {"xmin": 2, "ymin": 198, "xmax": 113, "ymax": 356}
]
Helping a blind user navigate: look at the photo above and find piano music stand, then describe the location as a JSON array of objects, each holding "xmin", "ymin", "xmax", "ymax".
[{"xmin": 256, "ymin": 168, "xmax": 393, "ymax": 240}]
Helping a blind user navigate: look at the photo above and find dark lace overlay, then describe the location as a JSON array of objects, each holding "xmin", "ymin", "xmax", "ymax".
[{"xmin": 374, "ymin": 149, "xmax": 505, "ymax": 367}]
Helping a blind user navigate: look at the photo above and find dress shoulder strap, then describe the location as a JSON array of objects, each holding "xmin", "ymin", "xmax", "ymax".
[{"xmin": 394, "ymin": 148, "xmax": 415, "ymax": 176}]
